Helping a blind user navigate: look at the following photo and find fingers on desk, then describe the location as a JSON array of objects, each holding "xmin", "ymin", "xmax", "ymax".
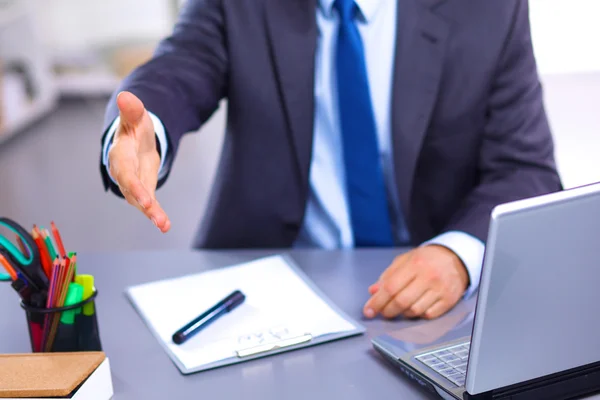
[{"xmin": 402, "ymin": 290, "xmax": 440, "ymax": 319}]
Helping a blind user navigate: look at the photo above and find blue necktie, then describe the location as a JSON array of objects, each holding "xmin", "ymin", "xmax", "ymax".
[{"xmin": 335, "ymin": 0, "xmax": 394, "ymax": 247}]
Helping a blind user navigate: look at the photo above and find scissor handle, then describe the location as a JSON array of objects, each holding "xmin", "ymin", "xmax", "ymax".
[
  {"xmin": 0, "ymin": 218, "xmax": 37, "ymax": 267},
  {"xmin": 0, "ymin": 272, "xmax": 10, "ymax": 282}
]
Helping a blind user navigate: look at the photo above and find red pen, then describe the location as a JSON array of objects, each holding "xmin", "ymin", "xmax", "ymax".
[
  {"xmin": 32, "ymin": 226, "xmax": 52, "ymax": 279},
  {"xmin": 51, "ymin": 222, "xmax": 67, "ymax": 259}
]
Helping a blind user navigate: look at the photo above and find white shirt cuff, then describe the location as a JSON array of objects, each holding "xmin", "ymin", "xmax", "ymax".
[
  {"xmin": 101, "ymin": 111, "xmax": 168, "ymax": 183},
  {"xmin": 423, "ymin": 231, "xmax": 485, "ymax": 298}
]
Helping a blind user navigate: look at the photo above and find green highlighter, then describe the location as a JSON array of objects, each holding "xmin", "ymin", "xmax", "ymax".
[{"xmin": 53, "ymin": 283, "xmax": 83, "ymax": 352}]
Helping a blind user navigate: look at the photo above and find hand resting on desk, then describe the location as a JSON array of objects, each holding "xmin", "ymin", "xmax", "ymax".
[
  {"xmin": 363, "ymin": 245, "xmax": 469, "ymax": 320},
  {"xmin": 107, "ymin": 91, "xmax": 171, "ymax": 233}
]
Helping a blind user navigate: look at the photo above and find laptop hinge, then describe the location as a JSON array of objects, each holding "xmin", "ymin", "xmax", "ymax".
[{"xmin": 463, "ymin": 361, "xmax": 600, "ymax": 400}]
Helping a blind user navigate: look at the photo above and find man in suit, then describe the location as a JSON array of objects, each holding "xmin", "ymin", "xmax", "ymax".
[{"xmin": 100, "ymin": 0, "xmax": 562, "ymax": 320}]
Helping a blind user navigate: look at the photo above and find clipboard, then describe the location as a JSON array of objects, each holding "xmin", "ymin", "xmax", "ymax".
[{"xmin": 125, "ymin": 254, "xmax": 366, "ymax": 374}]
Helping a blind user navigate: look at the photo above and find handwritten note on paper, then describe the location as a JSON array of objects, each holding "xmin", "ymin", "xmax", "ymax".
[{"xmin": 126, "ymin": 255, "xmax": 359, "ymax": 372}]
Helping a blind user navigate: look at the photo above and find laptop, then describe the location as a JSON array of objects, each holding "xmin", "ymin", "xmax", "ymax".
[{"xmin": 372, "ymin": 183, "xmax": 600, "ymax": 400}]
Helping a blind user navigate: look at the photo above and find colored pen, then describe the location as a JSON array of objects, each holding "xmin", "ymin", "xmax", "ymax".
[
  {"xmin": 53, "ymin": 283, "xmax": 83, "ymax": 352},
  {"xmin": 32, "ymin": 227, "xmax": 52, "ymax": 278},
  {"xmin": 51, "ymin": 222, "xmax": 67, "ymax": 259},
  {"xmin": 42, "ymin": 229, "xmax": 57, "ymax": 261},
  {"xmin": 172, "ymin": 290, "xmax": 246, "ymax": 345},
  {"xmin": 69, "ymin": 253, "xmax": 77, "ymax": 281},
  {"xmin": 41, "ymin": 264, "xmax": 60, "ymax": 352},
  {"xmin": 45, "ymin": 259, "xmax": 76, "ymax": 351}
]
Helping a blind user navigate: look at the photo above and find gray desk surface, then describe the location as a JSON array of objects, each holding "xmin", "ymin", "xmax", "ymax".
[{"xmin": 0, "ymin": 249, "xmax": 593, "ymax": 399}]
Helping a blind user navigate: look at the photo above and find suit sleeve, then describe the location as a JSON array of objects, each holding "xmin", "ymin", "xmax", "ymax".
[
  {"xmin": 99, "ymin": 0, "xmax": 228, "ymax": 195},
  {"xmin": 443, "ymin": 0, "xmax": 563, "ymax": 242}
]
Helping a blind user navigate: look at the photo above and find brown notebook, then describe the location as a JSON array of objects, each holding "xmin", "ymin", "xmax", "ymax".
[{"xmin": 0, "ymin": 352, "xmax": 105, "ymax": 398}]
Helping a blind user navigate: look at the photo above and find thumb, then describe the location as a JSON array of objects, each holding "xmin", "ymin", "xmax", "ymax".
[{"xmin": 116, "ymin": 91, "xmax": 145, "ymax": 128}]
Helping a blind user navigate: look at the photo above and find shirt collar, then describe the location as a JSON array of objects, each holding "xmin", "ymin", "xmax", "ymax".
[{"xmin": 319, "ymin": 0, "xmax": 386, "ymax": 23}]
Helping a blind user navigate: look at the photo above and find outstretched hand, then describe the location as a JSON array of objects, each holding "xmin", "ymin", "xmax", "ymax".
[{"xmin": 107, "ymin": 91, "xmax": 171, "ymax": 232}]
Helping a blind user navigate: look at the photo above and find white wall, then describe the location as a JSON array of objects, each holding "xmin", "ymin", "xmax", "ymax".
[
  {"xmin": 540, "ymin": 72, "xmax": 600, "ymax": 189},
  {"xmin": 31, "ymin": 0, "xmax": 174, "ymax": 52},
  {"xmin": 31, "ymin": 0, "xmax": 600, "ymax": 190},
  {"xmin": 530, "ymin": 0, "xmax": 600, "ymax": 75},
  {"xmin": 528, "ymin": 0, "xmax": 600, "ymax": 188},
  {"xmin": 32, "ymin": 0, "xmax": 600, "ymax": 74}
]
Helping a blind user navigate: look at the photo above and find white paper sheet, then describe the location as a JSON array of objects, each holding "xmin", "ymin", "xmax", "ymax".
[{"xmin": 126, "ymin": 255, "xmax": 359, "ymax": 371}]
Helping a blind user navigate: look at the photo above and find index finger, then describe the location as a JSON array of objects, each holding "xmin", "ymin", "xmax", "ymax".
[
  {"xmin": 364, "ymin": 255, "xmax": 415, "ymax": 318},
  {"xmin": 364, "ymin": 288, "xmax": 393, "ymax": 318}
]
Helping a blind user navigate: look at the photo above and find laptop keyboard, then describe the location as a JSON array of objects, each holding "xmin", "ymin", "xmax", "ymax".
[{"xmin": 415, "ymin": 342, "xmax": 470, "ymax": 387}]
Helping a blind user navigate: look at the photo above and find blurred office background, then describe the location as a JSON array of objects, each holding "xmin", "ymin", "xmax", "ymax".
[{"xmin": 0, "ymin": 0, "xmax": 598, "ymax": 252}]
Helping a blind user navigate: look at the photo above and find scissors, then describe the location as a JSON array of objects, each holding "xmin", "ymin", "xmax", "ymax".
[
  {"xmin": 0, "ymin": 218, "xmax": 49, "ymax": 291},
  {"xmin": 0, "ymin": 254, "xmax": 16, "ymax": 282}
]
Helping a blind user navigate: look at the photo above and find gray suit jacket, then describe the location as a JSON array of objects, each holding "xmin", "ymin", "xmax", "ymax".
[{"xmin": 100, "ymin": 0, "xmax": 562, "ymax": 249}]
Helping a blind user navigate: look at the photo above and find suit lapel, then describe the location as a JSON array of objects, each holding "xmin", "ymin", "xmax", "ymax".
[
  {"xmin": 391, "ymin": 0, "xmax": 450, "ymax": 226},
  {"xmin": 265, "ymin": 0, "xmax": 318, "ymax": 187}
]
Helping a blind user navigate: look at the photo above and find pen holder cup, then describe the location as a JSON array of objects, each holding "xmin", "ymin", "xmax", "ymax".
[{"xmin": 20, "ymin": 290, "xmax": 103, "ymax": 353}]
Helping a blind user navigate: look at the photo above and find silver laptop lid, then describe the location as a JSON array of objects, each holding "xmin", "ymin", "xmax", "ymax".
[{"xmin": 466, "ymin": 183, "xmax": 600, "ymax": 394}]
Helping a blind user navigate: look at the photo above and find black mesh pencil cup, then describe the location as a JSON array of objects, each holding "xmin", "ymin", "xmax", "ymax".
[{"xmin": 20, "ymin": 290, "xmax": 103, "ymax": 353}]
